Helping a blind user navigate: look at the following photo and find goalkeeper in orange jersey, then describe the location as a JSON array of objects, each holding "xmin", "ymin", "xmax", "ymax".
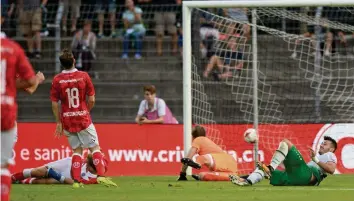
[{"xmin": 177, "ymin": 125, "xmax": 238, "ymax": 181}]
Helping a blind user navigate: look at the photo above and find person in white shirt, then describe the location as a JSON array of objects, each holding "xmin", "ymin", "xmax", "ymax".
[
  {"xmin": 135, "ymin": 85, "xmax": 178, "ymax": 125},
  {"xmin": 230, "ymin": 136, "xmax": 337, "ymax": 186}
]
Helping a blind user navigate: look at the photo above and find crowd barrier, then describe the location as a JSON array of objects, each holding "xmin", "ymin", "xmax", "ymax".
[{"xmin": 11, "ymin": 123, "xmax": 354, "ymax": 175}]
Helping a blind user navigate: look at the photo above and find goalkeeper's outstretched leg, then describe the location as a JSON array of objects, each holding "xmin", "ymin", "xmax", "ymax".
[{"xmin": 230, "ymin": 137, "xmax": 337, "ymax": 186}]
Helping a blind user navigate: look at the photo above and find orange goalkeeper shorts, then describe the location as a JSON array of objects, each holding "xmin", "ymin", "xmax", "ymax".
[{"xmin": 210, "ymin": 153, "xmax": 238, "ymax": 173}]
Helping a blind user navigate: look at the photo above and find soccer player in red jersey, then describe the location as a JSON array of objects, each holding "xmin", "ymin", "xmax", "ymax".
[
  {"xmin": 0, "ymin": 20, "xmax": 38, "ymax": 201},
  {"xmin": 50, "ymin": 49, "xmax": 108, "ymax": 186},
  {"xmin": 11, "ymin": 154, "xmax": 116, "ymax": 187}
]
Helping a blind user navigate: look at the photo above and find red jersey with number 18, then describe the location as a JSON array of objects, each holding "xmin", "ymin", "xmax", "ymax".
[
  {"xmin": 50, "ymin": 68, "xmax": 95, "ymax": 133},
  {"xmin": 1, "ymin": 33, "xmax": 36, "ymax": 131}
]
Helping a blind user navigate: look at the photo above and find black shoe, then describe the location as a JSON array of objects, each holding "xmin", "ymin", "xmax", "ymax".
[
  {"xmin": 192, "ymin": 174, "xmax": 200, "ymax": 181},
  {"xmin": 177, "ymin": 172, "xmax": 187, "ymax": 181},
  {"xmin": 181, "ymin": 158, "xmax": 201, "ymax": 169}
]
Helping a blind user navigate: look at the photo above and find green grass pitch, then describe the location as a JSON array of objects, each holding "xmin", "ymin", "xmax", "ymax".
[{"xmin": 12, "ymin": 175, "xmax": 354, "ymax": 201}]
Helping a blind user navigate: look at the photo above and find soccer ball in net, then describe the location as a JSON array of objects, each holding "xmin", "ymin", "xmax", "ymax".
[{"xmin": 244, "ymin": 128, "xmax": 258, "ymax": 144}]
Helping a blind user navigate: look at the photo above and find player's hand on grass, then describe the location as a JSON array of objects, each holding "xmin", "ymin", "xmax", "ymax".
[
  {"xmin": 97, "ymin": 177, "xmax": 117, "ymax": 187},
  {"xmin": 54, "ymin": 123, "xmax": 63, "ymax": 138},
  {"xmin": 177, "ymin": 172, "xmax": 187, "ymax": 181}
]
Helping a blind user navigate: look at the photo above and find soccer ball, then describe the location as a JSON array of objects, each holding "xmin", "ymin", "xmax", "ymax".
[{"xmin": 243, "ymin": 128, "xmax": 258, "ymax": 143}]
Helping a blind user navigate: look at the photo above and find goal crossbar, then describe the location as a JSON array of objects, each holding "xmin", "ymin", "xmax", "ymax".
[{"xmin": 182, "ymin": 0, "xmax": 354, "ymax": 8}]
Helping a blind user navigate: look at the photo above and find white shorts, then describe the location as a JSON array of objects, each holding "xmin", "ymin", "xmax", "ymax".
[
  {"xmin": 45, "ymin": 158, "xmax": 96, "ymax": 181},
  {"xmin": 200, "ymin": 27, "xmax": 219, "ymax": 41},
  {"xmin": 64, "ymin": 124, "xmax": 99, "ymax": 149},
  {"xmin": 1, "ymin": 127, "xmax": 17, "ymax": 166},
  {"xmin": 45, "ymin": 157, "xmax": 72, "ymax": 179}
]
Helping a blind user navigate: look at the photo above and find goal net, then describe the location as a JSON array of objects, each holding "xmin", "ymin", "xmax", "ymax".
[{"xmin": 187, "ymin": 4, "xmax": 354, "ymax": 175}]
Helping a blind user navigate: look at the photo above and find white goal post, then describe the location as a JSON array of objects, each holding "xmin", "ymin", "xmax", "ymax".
[{"xmin": 182, "ymin": 0, "xmax": 354, "ymax": 175}]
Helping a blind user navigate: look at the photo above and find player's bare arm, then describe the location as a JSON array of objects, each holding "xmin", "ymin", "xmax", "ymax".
[
  {"xmin": 308, "ymin": 147, "xmax": 336, "ymax": 174},
  {"xmin": 51, "ymin": 101, "xmax": 62, "ymax": 137},
  {"xmin": 15, "ymin": 75, "xmax": 37, "ymax": 89},
  {"xmin": 87, "ymin": 95, "xmax": 95, "ymax": 111},
  {"xmin": 25, "ymin": 72, "xmax": 45, "ymax": 94}
]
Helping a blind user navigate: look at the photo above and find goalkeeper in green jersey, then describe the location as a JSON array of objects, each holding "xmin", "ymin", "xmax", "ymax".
[{"xmin": 230, "ymin": 136, "xmax": 337, "ymax": 186}]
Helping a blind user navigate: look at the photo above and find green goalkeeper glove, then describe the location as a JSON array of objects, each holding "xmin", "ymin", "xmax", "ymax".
[
  {"xmin": 177, "ymin": 172, "xmax": 187, "ymax": 181},
  {"xmin": 97, "ymin": 177, "xmax": 118, "ymax": 187}
]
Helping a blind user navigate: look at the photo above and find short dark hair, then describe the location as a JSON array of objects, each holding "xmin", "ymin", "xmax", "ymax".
[
  {"xmin": 86, "ymin": 154, "xmax": 97, "ymax": 172},
  {"xmin": 84, "ymin": 19, "xmax": 92, "ymax": 26},
  {"xmin": 59, "ymin": 49, "xmax": 74, "ymax": 69},
  {"xmin": 324, "ymin": 136, "xmax": 337, "ymax": 152},
  {"xmin": 143, "ymin": 85, "xmax": 156, "ymax": 94},
  {"xmin": 192, "ymin": 125, "xmax": 206, "ymax": 139}
]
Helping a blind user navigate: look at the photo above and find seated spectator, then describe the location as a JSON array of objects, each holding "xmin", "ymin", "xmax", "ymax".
[
  {"xmin": 153, "ymin": 0, "xmax": 181, "ymax": 56},
  {"xmin": 61, "ymin": 0, "xmax": 81, "ymax": 36},
  {"xmin": 96, "ymin": 0, "xmax": 117, "ymax": 38},
  {"xmin": 223, "ymin": 8, "xmax": 250, "ymax": 41},
  {"xmin": 291, "ymin": 7, "xmax": 332, "ymax": 58},
  {"xmin": 18, "ymin": 0, "xmax": 47, "ymax": 58},
  {"xmin": 121, "ymin": 0, "xmax": 146, "ymax": 59},
  {"xmin": 135, "ymin": 85, "xmax": 178, "ymax": 125},
  {"xmin": 203, "ymin": 37, "xmax": 244, "ymax": 81},
  {"xmin": 199, "ymin": 8, "xmax": 219, "ymax": 59},
  {"xmin": 71, "ymin": 20, "xmax": 96, "ymax": 74}
]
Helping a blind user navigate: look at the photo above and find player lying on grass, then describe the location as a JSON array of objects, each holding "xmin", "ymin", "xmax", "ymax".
[
  {"xmin": 178, "ymin": 125, "xmax": 238, "ymax": 181},
  {"xmin": 11, "ymin": 154, "xmax": 116, "ymax": 187},
  {"xmin": 230, "ymin": 136, "xmax": 337, "ymax": 186}
]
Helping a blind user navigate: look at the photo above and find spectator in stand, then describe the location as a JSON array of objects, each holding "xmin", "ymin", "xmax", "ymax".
[
  {"xmin": 203, "ymin": 37, "xmax": 244, "ymax": 81},
  {"xmin": 199, "ymin": 9, "xmax": 219, "ymax": 59},
  {"xmin": 71, "ymin": 20, "xmax": 97, "ymax": 74},
  {"xmin": 223, "ymin": 8, "xmax": 250, "ymax": 41},
  {"xmin": 135, "ymin": 85, "xmax": 178, "ymax": 125},
  {"xmin": 96, "ymin": 0, "xmax": 117, "ymax": 38},
  {"xmin": 1, "ymin": 0, "xmax": 15, "ymax": 35},
  {"xmin": 61, "ymin": 0, "xmax": 81, "ymax": 36},
  {"xmin": 18, "ymin": 0, "xmax": 47, "ymax": 59},
  {"xmin": 176, "ymin": 22, "xmax": 183, "ymax": 57},
  {"xmin": 153, "ymin": 0, "xmax": 181, "ymax": 56},
  {"xmin": 121, "ymin": 0, "xmax": 146, "ymax": 59}
]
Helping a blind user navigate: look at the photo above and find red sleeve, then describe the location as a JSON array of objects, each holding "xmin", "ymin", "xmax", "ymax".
[
  {"xmin": 81, "ymin": 177, "xmax": 98, "ymax": 185},
  {"xmin": 85, "ymin": 73, "xmax": 95, "ymax": 96},
  {"xmin": 50, "ymin": 78, "xmax": 60, "ymax": 102},
  {"xmin": 16, "ymin": 44, "xmax": 35, "ymax": 80}
]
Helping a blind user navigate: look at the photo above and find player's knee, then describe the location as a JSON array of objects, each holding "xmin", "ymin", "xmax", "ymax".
[
  {"xmin": 89, "ymin": 145, "xmax": 100, "ymax": 153},
  {"xmin": 73, "ymin": 147, "xmax": 83, "ymax": 154},
  {"xmin": 278, "ymin": 140, "xmax": 290, "ymax": 154},
  {"xmin": 282, "ymin": 139, "xmax": 293, "ymax": 148}
]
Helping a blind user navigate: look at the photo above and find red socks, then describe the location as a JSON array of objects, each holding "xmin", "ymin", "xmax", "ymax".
[
  {"xmin": 21, "ymin": 178, "xmax": 35, "ymax": 184},
  {"xmin": 71, "ymin": 154, "xmax": 82, "ymax": 182},
  {"xmin": 200, "ymin": 172, "xmax": 230, "ymax": 181},
  {"xmin": 11, "ymin": 172, "xmax": 25, "ymax": 182},
  {"xmin": 1, "ymin": 169, "xmax": 12, "ymax": 201},
  {"xmin": 92, "ymin": 151, "xmax": 107, "ymax": 176}
]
